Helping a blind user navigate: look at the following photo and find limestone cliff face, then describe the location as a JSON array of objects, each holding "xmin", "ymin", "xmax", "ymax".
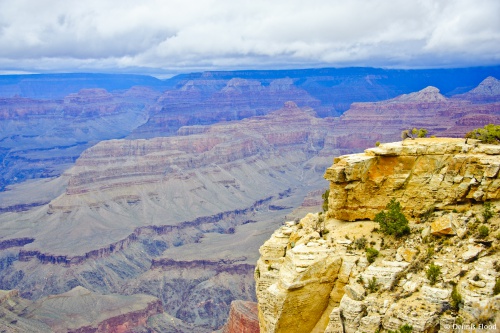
[
  {"xmin": 255, "ymin": 139, "xmax": 500, "ymax": 333},
  {"xmin": 324, "ymin": 138, "xmax": 500, "ymax": 221}
]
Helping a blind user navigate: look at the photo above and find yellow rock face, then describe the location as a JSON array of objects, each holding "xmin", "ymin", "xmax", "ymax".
[
  {"xmin": 324, "ymin": 138, "xmax": 500, "ymax": 221},
  {"xmin": 256, "ymin": 139, "xmax": 500, "ymax": 332},
  {"xmin": 255, "ymin": 217, "xmax": 347, "ymax": 333}
]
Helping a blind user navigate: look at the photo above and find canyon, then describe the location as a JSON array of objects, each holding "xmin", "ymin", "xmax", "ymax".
[
  {"xmin": 0, "ymin": 69, "xmax": 499, "ymax": 331},
  {"xmin": 2, "ymin": 67, "xmax": 500, "ymax": 192}
]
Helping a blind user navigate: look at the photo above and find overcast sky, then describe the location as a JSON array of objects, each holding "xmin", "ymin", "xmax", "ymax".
[{"xmin": 0, "ymin": 0, "xmax": 499, "ymax": 75}]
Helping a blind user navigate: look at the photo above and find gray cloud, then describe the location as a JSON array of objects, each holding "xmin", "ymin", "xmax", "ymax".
[{"xmin": 0, "ymin": 0, "xmax": 498, "ymax": 74}]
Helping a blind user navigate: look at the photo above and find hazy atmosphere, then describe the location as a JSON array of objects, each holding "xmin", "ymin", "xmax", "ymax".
[
  {"xmin": 2, "ymin": 1, "xmax": 500, "ymax": 332},
  {"xmin": 1, "ymin": 0, "xmax": 499, "ymax": 75}
]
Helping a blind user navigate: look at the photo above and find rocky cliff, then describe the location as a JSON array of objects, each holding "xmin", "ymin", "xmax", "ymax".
[{"xmin": 255, "ymin": 138, "xmax": 500, "ymax": 332}]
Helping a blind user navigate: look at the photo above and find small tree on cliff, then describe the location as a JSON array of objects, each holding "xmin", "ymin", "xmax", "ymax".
[
  {"xmin": 402, "ymin": 128, "xmax": 429, "ymax": 140},
  {"xmin": 401, "ymin": 130, "xmax": 412, "ymax": 140},
  {"xmin": 322, "ymin": 189, "xmax": 330, "ymax": 212},
  {"xmin": 416, "ymin": 128, "xmax": 428, "ymax": 138},
  {"xmin": 465, "ymin": 124, "xmax": 500, "ymax": 144},
  {"xmin": 374, "ymin": 198, "xmax": 410, "ymax": 237}
]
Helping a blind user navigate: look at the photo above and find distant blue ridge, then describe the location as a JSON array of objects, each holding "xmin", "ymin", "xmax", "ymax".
[{"xmin": 1, "ymin": 66, "xmax": 499, "ymax": 111}]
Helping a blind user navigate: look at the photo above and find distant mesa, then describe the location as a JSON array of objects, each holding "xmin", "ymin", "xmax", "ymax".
[{"xmin": 395, "ymin": 86, "xmax": 447, "ymax": 103}]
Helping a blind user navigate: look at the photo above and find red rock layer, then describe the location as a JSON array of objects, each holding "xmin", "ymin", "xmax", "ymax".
[{"xmin": 221, "ymin": 300, "xmax": 260, "ymax": 333}]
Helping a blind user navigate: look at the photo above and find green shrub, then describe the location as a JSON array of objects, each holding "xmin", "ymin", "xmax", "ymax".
[
  {"xmin": 477, "ymin": 225, "xmax": 490, "ymax": 239},
  {"xmin": 483, "ymin": 201, "xmax": 495, "ymax": 222},
  {"xmin": 322, "ymin": 189, "xmax": 330, "ymax": 213},
  {"xmin": 465, "ymin": 124, "xmax": 500, "ymax": 144},
  {"xmin": 412, "ymin": 127, "xmax": 428, "ymax": 138},
  {"xmin": 426, "ymin": 262, "xmax": 441, "ymax": 285},
  {"xmin": 315, "ymin": 214, "xmax": 326, "ymax": 236},
  {"xmin": 374, "ymin": 198, "xmax": 410, "ymax": 237},
  {"xmin": 426, "ymin": 247, "xmax": 435, "ymax": 258},
  {"xmin": 366, "ymin": 247, "xmax": 379, "ymax": 263},
  {"xmin": 367, "ymin": 277, "xmax": 379, "ymax": 293},
  {"xmin": 494, "ymin": 278, "xmax": 500, "ymax": 295},
  {"xmin": 399, "ymin": 324, "xmax": 413, "ymax": 333},
  {"xmin": 450, "ymin": 285, "xmax": 463, "ymax": 311},
  {"xmin": 354, "ymin": 237, "xmax": 367, "ymax": 250},
  {"xmin": 389, "ymin": 323, "xmax": 413, "ymax": 333}
]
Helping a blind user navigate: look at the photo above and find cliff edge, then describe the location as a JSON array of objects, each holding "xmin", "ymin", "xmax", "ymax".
[{"xmin": 255, "ymin": 138, "xmax": 500, "ymax": 332}]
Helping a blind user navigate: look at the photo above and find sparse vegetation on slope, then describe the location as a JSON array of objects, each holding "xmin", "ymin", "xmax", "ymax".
[
  {"xmin": 483, "ymin": 201, "xmax": 495, "ymax": 222},
  {"xmin": 426, "ymin": 262, "xmax": 441, "ymax": 285},
  {"xmin": 366, "ymin": 247, "xmax": 379, "ymax": 263}
]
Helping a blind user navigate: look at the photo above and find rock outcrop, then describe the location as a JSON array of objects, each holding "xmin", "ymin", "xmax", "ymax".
[
  {"xmin": 255, "ymin": 139, "xmax": 500, "ymax": 332},
  {"xmin": 324, "ymin": 138, "xmax": 500, "ymax": 221},
  {"xmin": 221, "ymin": 300, "xmax": 260, "ymax": 333}
]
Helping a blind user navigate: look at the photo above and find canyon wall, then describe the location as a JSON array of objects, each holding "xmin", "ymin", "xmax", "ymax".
[
  {"xmin": 0, "ymin": 287, "xmax": 163, "ymax": 333},
  {"xmin": 2, "ymin": 70, "xmax": 499, "ymax": 194},
  {"xmin": 0, "ymin": 102, "xmax": 336, "ymax": 331}
]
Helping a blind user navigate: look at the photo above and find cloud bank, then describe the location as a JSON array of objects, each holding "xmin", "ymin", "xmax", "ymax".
[{"xmin": 0, "ymin": 0, "xmax": 499, "ymax": 74}]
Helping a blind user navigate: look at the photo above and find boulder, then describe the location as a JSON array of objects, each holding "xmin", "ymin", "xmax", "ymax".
[
  {"xmin": 431, "ymin": 214, "xmax": 458, "ymax": 236},
  {"xmin": 462, "ymin": 244, "xmax": 485, "ymax": 263}
]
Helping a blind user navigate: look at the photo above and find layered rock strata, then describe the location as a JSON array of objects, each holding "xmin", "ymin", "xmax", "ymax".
[
  {"xmin": 256, "ymin": 139, "xmax": 500, "ymax": 332},
  {"xmin": 326, "ymin": 77, "xmax": 500, "ymax": 155},
  {"xmin": 0, "ymin": 102, "xmax": 336, "ymax": 331},
  {"xmin": 324, "ymin": 138, "xmax": 500, "ymax": 221},
  {"xmin": 0, "ymin": 87, "xmax": 155, "ymax": 191},
  {"xmin": 221, "ymin": 300, "xmax": 260, "ymax": 333},
  {"xmin": 0, "ymin": 287, "xmax": 163, "ymax": 333}
]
